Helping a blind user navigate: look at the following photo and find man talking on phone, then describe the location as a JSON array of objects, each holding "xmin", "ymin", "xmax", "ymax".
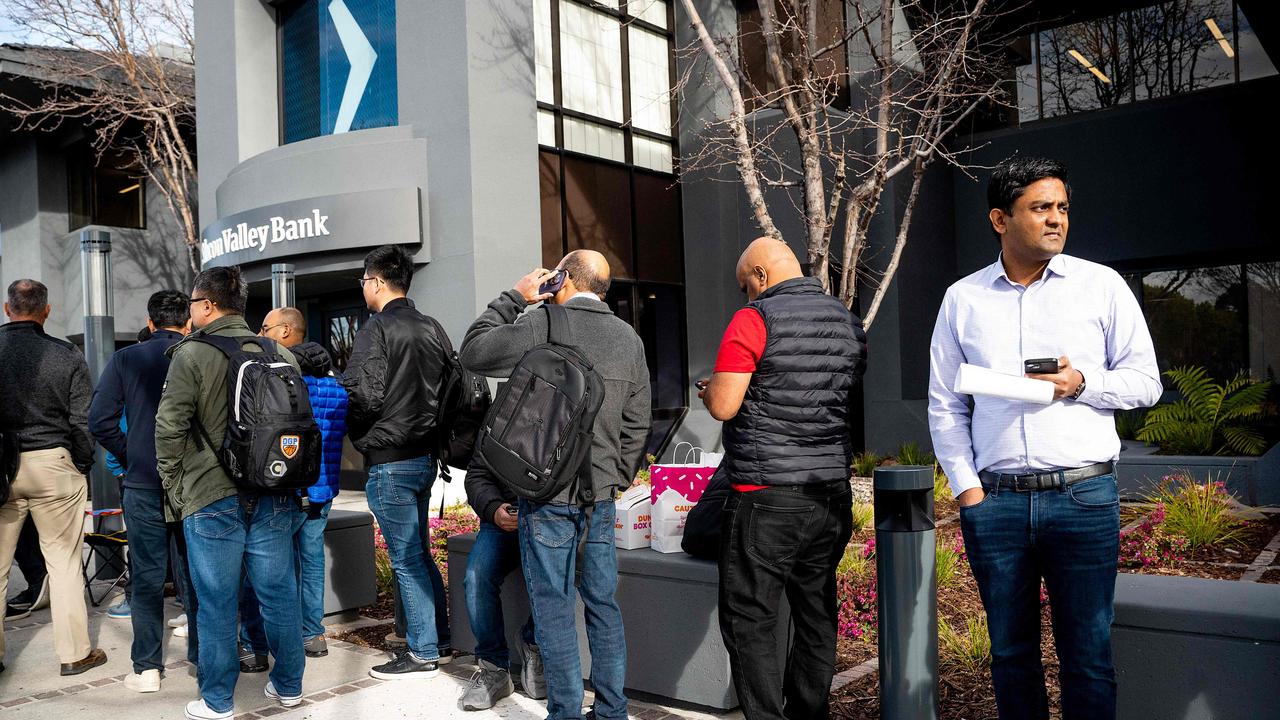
[{"xmin": 928, "ymin": 157, "xmax": 1162, "ymax": 720}]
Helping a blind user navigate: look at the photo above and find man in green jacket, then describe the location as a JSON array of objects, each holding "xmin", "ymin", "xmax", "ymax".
[{"xmin": 155, "ymin": 266, "xmax": 304, "ymax": 720}]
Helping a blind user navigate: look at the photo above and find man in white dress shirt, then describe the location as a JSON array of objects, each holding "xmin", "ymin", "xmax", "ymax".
[{"xmin": 928, "ymin": 157, "xmax": 1162, "ymax": 720}]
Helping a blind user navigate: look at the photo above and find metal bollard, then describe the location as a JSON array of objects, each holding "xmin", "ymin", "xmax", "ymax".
[{"xmin": 874, "ymin": 465, "xmax": 938, "ymax": 720}]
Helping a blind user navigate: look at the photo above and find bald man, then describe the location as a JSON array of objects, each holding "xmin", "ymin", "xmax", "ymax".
[
  {"xmin": 699, "ymin": 238, "xmax": 867, "ymax": 720},
  {"xmin": 461, "ymin": 250, "xmax": 651, "ymax": 720}
]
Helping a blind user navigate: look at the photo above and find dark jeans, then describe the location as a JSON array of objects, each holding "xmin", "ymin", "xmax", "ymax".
[
  {"xmin": 463, "ymin": 520, "xmax": 535, "ymax": 670},
  {"xmin": 184, "ymin": 495, "xmax": 304, "ymax": 713},
  {"xmin": 14, "ymin": 514, "xmax": 47, "ymax": 589},
  {"xmin": 519, "ymin": 499, "xmax": 625, "ymax": 720},
  {"xmin": 240, "ymin": 509, "xmax": 307, "ymax": 655},
  {"xmin": 122, "ymin": 487, "xmax": 197, "ymax": 673},
  {"xmin": 718, "ymin": 481, "xmax": 853, "ymax": 720},
  {"xmin": 959, "ymin": 474, "xmax": 1121, "ymax": 720},
  {"xmin": 366, "ymin": 456, "xmax": 449, "ymax": 660}
]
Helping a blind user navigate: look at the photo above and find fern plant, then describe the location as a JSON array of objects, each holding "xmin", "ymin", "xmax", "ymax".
[{"xmin": 1137, "ymin": 367, "xmax": 1272, "ymax": 456}]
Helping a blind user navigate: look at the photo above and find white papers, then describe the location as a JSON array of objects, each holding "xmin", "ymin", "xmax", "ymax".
[{"xmin": 954, "ymin": 363, "xmax": 1054, "ymax": 405}]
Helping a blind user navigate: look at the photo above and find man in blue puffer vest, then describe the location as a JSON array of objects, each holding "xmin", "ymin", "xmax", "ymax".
[{"xmin": 246, "ymin": 307, "xmax": 348, "ymax": 660}]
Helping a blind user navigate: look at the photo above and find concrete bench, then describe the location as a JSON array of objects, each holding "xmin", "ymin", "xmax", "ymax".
[
  {"xmin": 448, "ymin": 533, "xmax": 787, "ymax": 710},
  {"xmin": 322, "ymin": 509, "xmax": 377, "ymax": 616},
  {"xmin": 1113, "ymin": 573, "xmax": 1280, "ymax": 720}
]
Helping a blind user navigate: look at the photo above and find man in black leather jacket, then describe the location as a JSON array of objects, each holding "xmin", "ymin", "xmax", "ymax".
[{"xmin": 341, "ymin": 246, "xmax": 452, "ymax": 681}]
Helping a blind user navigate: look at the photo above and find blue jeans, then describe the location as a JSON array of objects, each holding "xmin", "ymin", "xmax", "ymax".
[
  {"xmin": 464, "ymin": 521, "xmax": 535, "ymax": 670},
  {"xmin": 366, "ymin": 456, "xmax": 447, "ymax": 660},
  {"xmin": 240, "ymin": 508, "xmax": 308, "ymax": 654},
  {"xmin": 960, "ymin": 474, "xmax": 1121, "ymax": 720},
  {"xmin": 184, "ymin": 495, "xmax": 305, "ymax": 713},
  {"xmin": 122, "ymin": 487, "xmax": 198, "ymax": 673},
  {"xmin": 297, "ymin": 501, "xmax": 331, "ymax": 639},
  {"xmin": 519, "ymin": 500, "xmax": 626, "ymax": 720}
]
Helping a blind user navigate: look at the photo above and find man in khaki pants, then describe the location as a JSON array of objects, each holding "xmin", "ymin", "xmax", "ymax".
[{"xmin": 0, "ymin": 279, "xmax": 108, "ymax": 676}]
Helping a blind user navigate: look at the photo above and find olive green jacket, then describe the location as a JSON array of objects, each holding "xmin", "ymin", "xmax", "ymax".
[{"xmin": 155, "ymin": 315, "xmax": 298, "ymax": 521}]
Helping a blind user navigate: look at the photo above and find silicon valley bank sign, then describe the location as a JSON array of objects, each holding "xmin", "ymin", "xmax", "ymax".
[{"xmin": 200, "ymin": 187, "xmax": 421, "ymax": 268}]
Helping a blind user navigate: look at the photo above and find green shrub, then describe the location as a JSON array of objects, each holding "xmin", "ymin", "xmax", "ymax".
[
  {"xmin": 939, "ymin": 615, "xmax": 991, "ymax": 674},
  {"xmin": 837, "ymin": 544, "xmax": 872, "ymax": 579},
  {"xmin": 1115, "ymin": 408, "xmax": 1149, "ymax": 441},
  {"xmin": 936, "ymin": 539, "xmax": 962, "ymax": 588},
  {"xmin": 851, "ymin": 502, "xmax": 875, "ymax": 532},
  {"xmin": 895, "ymin": 441, "xmax": 936, "ymax": 467},
  {"xmin": 633, "ymin": 453, "xmax": 657, "ymax": 484},
  {"xmin": 1153, "ymin": 474, "xmax": 1250, "ymax": 550},
  {"xmin": 852, "ymin": 451, "xmax": 881, "ymax": 477},
  {"xmin": 933, "ymin": 464, "xmax": 952, "ymax": 501},
  {"xmin": 1137, "ymin": 367, "xmax": 1272, "ymax": 455}
]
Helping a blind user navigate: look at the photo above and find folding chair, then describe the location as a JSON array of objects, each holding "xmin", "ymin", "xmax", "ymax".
[{"xmin": 82, "ymin": 508, "xmax": 129, "ymax": 607}]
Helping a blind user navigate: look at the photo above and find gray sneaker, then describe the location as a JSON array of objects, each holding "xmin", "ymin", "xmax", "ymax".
[
  {"xmin": 304, "ymin": 635, "xmax": 328, "ymax": 658},
  {"xmin": 518, "ymin": 638, "xmax": 546, "ymax": 700},
  {"xmin": 457, "ymin": 659, "xmax": 514, "ymax": 711}
]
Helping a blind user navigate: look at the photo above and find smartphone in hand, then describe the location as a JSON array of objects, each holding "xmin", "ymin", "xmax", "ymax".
[
  {"xmin": 538, "ymin": 269, "xmax": 568, "ymax": 296},
  {"xmin": 1024, "ymin": 357, "xmax": 1060, "ymax": 374}
]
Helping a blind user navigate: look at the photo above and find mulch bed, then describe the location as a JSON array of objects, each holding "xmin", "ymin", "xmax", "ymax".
[
  {"xmin": 1183, "ymin": 513, "xmax": 1280, "ymax": 564},
  {"xmin": 835, "ymin": 636, "xmax": 877, "ymax": 673},
  {"xmin": 334, "ymin": 621, "xmax": 396, "ymax": 651},
  {"xmin": 363, "ymin": 589, "xmax": 395, "ymax": 621},
  {"xmin": 1123, "ymin": 562, "xmax": 1245, "ymax": 581},
  {"xmin": 1259, "ymin": 569, "xmax": 1280, "ymax": 584}
]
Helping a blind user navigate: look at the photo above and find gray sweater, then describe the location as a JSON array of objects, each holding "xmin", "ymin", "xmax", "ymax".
[
  {"xmin": 460, "ymin": 291, "xmax": 652, "ymax": 503},
  {"xmin": 0, "ymin": 321, "xmax": 94, "ymax": 472}
]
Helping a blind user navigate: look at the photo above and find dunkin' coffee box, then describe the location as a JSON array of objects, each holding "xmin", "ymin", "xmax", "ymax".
[{"xmin": 614, "ymin": 484, "xmax": 652, "ymax": 550}]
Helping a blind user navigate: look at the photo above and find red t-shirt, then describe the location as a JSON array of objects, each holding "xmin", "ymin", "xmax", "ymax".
[{"xmin": 713, "ymin": 308, "xmax": 770, "ymax": 491}]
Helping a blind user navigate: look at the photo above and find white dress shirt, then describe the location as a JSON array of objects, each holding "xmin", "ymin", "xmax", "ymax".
[{"xmin": 928, "ymin": 253, "xmax": 1163, "ymax": 496}]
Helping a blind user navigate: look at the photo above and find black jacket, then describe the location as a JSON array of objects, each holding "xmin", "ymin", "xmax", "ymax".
[
  {"xmin": 0, "ymin": 321, "xmax": 94, "ymax": 472},
  {"xmin": 341, "ymin": 297, "xmax": 447, "ymax": 466},
  {"xmin": 722, "ymin": 277, "xmax": 868, "ymax": 486},
  {"xmin": 87, "ymin": 329, "xmax": 183, "ymax": 489},
  {"xmin": 464, "ymin": 457, "xmax": 516, "ymax": 525}
]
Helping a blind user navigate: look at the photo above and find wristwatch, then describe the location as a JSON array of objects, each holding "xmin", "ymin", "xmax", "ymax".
[{"xmin": 1069, "ymin": 371, "xmax": 1087, "ymax": 401}]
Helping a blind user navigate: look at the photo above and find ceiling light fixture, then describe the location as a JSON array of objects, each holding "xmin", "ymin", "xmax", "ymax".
[
  {"xmin": 1204, "ymin": 18, "xmax": 1235, "ymax": 59},
  {"xmin": 117, "ymin": 183, "xmax": 140, "ymax": 194},
  {"xmin": 1068, "ymin": 49, "xmax": 1111, "ymax": 84}
]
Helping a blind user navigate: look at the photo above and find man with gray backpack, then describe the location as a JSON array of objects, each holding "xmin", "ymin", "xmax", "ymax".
[
  {"xmin": 461, "ymin": 249, "xmax": 651, "ymax": 720},
  {"xmin": 156, "ymin": 266, "xmax": 313, "ymax": 720}
]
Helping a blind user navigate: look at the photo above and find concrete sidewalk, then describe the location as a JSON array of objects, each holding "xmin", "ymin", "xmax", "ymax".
[{"xmin": 2, "ymin": 490, "xmax": 738, "ymax": 719}]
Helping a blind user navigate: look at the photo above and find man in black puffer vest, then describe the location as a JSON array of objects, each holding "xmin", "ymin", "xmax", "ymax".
[{"xmin": 700, "ymin": 238, "xmax": 867, "ymax": 720}]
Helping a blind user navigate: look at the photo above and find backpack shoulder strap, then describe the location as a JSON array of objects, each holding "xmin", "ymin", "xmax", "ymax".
[
  {"xmin": 423, "ymin": 315, "xmax": 456, "ymax": 356},
  {"xmin": 193, "ymin": 333, "xmax": 275, "ymax": 357},
  {"xmin": 545, "ymin": 303, "xmax": 574, "ymax": 348}
]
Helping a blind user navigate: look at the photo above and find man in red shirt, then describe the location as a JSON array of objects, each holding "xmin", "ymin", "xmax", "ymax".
[{"xmin": 700, "ymin": 238, "xmax": 867, "ymax": 720}]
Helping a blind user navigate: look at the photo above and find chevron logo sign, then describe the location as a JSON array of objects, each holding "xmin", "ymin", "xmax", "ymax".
[{"xmin": 327, "ymin": 0, "xmax": 377, "ymax": 135}]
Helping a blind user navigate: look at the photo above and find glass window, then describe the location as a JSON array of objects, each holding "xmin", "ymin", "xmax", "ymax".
[
  {"xmin": 626, "ymin": 0, "xmax": 668, "ymax": 30},
  {"xmin": 538, "ymin": 108, "xmax": 557, "ymax": 147},
  {"xmin": 535, "ymin": 0, "xmax": 555, "ymax": 104},
  {"xmin": 632, "ymin": 135, "xmax": 673, "ymax": 174},
  {"xmin": 633, "ymin": 171, "xmax": 682, "ymax": 282},
  {"xmin": 563, "ymin": 116, "xmax": 626, "ymax": 163},
  {"xmin": 67, "ymin": 149, "xmax": 145, "ymax": 231},
  {"xmin": 629, "ymin": 27, "xmax": 672, "ymax": 134},
  {"xmin": 539, "ymin": 150, "xmax": 563, "ymax": 268},
  {"xmin": 1237, "ymin": 6, "xmax": 1278, "ymax": 82},
  {"xmin": 563, "ymin": 156, "xmax": 634, "ymax": 279},
  {"xmin": 558, "ymin": 0, "xmax": 624, "ymax": 122},
  {"xmin": 280, "ymin": 0, "xmax": 398, "ymax": 144}
]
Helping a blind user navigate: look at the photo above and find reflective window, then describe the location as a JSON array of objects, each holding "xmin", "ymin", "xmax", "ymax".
[
  {"xmin": 629, "ymin": 27, "xmax": 672, "ymax": 134},
  {"xmin": 559, "ymin": 1, "xmax": 624, "ymax": 121},
  {"xmin": 1126, "ymin": 261, "xmax": 1280, "ymax": 383},
  {"xmin": 68, "ymin": 148, "xmax": 145, "ymax": 231},
  {"xmin": 280, "ymin": 0, "xmax": 398, "ymax": 144},
  {"xmin": 1008, "ymin": 1, "xmax": 1273, "ymax": 125}
]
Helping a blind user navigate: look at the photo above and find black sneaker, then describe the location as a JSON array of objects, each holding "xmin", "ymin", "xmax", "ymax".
[
  {"xmin": 368, "ymin": 652, "xmax": 440, "ymax": 680},
  {"xmin": 238, "ymin": 644, "xmax": 268, "ymax": 673},
  {"xmin": 457, "ymin": 659, "xmax": 514, "ymax": 711}
]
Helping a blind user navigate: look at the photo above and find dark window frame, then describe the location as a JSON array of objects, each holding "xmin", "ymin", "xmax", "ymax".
[{"xmin": 67, "ymin": 148, "xmax": 147, "ymax": 232}]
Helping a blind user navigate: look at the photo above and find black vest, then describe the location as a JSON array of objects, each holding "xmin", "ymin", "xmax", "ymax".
[{"xmin": 723, "ymin": 277, "xmax": 867, "ymax": 486}]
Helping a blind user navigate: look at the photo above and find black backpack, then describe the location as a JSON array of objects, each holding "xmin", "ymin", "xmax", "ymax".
[
  {"xmin": 424, "ymin": 316, "xmax": 492, "ymax": 480},
  {"xmin": 0, "ymin": 430, "xmax": 20, "ymax": 505},
  {"xmin": 191, "ymin": 335, "xmax": 321, "ymax": 493},
  {"xmin": 477, "ymin": 304, "xmax": 604, "ymax": 504}
]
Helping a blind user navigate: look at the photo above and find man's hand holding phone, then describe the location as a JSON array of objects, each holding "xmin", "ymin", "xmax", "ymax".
[
  {"xmin": 493, "ymin": 503, "xmax": 519, "ymax": 532},
  {"xmin": 515, "ymin": 268, "xmax": 559, "ymax": 304},
  {"xmin": 1025, "ymin": 355, "xmax": 1085, "ymax": 401}
]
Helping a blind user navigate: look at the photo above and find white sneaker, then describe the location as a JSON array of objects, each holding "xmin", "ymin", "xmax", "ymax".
[
  {"xmin": 184, "ymin": 699, "xmax": 233, "ymax": 720},
  {"xmin": 124, "ymin": 668, "xmax": 161, "ymax": 693},
  {"xmin": 168, "ymin": 613, "xmax": 188, "ymax": 628},
  {"xmin": 265, "ymin": 681, "xmax": 303, "ymax": 707},
  {"xmin": 173, "ymin": 623, "xmax": 189, "ymax": 638}
]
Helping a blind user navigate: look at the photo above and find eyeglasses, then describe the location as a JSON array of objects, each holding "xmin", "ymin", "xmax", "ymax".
[
  {"xmin": 189, "ymin": 297, "xmax": 212, "ymax": 305},
  {"xmin": 260, "ymin": 323, "xmax": 285, "ymax": 334},
  {"xmin": 357, "ymin": 276, "xmax": 382, "ymax": 288}
]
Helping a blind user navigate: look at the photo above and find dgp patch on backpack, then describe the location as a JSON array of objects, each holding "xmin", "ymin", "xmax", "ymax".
[{"xmin": 280, "ymin": 435, "xmax": 300, "ymax": 459}]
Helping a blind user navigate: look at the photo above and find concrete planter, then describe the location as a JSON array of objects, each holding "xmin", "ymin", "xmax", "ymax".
[
  {"xmin": 1113, "ymin": 573, "xmax": 1280, "ymax": 720},
  {"xmin": 1116, "ymin": 441, "xmax": 1280, "ymax": 506}
]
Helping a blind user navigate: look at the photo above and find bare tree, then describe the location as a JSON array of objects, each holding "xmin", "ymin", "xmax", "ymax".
[
  {"xmin": 676, "ymin": 0, "xmax": 1014, "ymax": 328},
  {"xmin": 1, "ymin": 0, "xmax": 198, "ymax": 272}
]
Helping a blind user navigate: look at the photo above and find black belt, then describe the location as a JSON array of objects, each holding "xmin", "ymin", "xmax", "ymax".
[{"xmin": 978, "ymin": 461, "xmax": 1114, "ymax": 492}]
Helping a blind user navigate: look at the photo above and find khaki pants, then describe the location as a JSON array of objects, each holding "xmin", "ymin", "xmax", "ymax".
[{"xmin": 0, "ymin": 448, "xmax": 92, "ymax": 664}]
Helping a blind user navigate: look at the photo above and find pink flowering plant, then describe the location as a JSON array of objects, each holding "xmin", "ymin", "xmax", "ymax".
[
  {"xmin": 837, "ymin": 539, "xmax": 879, "ymax": 641},
  {"xmin": 1118, "ymin": 502, "xmax": 1188, "ymax": 569},
  {"xmin": 429, "ymin": 505, "xmax": 481, "ymax": 590}
]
